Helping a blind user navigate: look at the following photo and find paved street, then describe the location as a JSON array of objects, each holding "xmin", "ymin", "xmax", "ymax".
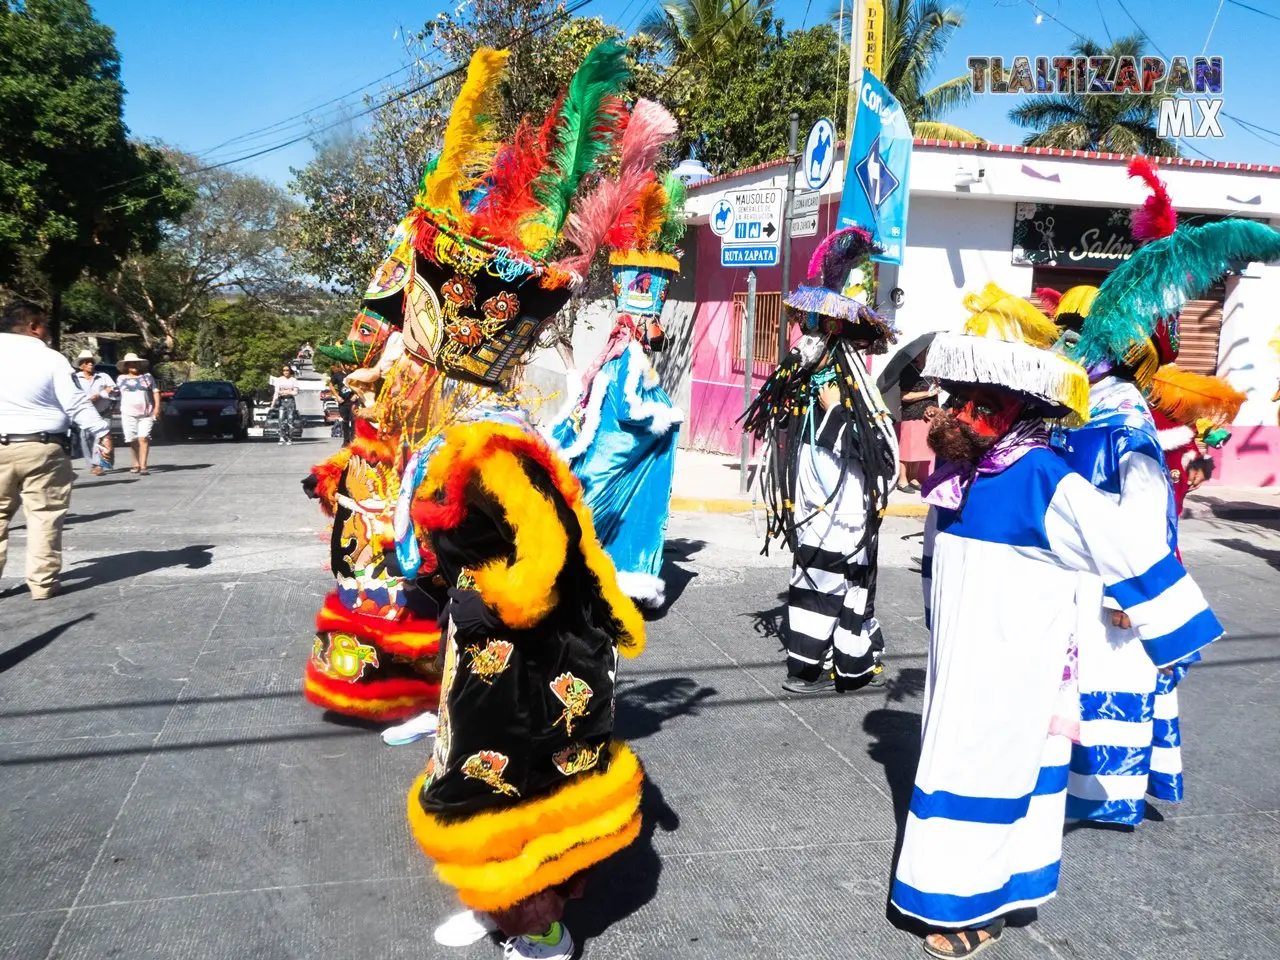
[{"xmin": 1, "ymin": 435, "xmax": 1278, "ymax": 960}]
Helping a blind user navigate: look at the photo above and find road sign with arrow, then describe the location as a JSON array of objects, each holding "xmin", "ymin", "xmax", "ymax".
[{"xmin": 718, "ymin": 187, "xmax": 785, "ymax": 268}]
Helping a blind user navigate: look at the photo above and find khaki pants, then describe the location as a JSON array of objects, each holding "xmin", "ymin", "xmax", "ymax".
[{"xmin": 0, "ymin": 440, "xmax": 74, "ymax": 596}]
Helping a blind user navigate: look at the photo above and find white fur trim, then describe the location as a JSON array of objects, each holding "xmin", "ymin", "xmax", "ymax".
[
  {"xmin": 616, "ymin": 571, "xmax": 666, "ymax": 608},
  {"xmin": 1158, "ymin": 425, "xmax": 1195, "ymax": 451},
  {"xmin": 544, "ymin": 364, "xmax": 612, "ymax": 461},
  {"xmin": 621, "ymin": 342, "xmax": 684, "ymax": 436}
]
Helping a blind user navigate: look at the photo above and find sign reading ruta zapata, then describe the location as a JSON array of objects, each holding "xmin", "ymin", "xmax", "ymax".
[{"xmin": 1012, "ymin": 202, "xmax": 1252, "ymax": 269}]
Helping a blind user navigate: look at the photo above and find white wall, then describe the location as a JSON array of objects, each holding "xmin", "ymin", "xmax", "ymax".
[{"xmin": 1218, "ymin": 252, "xmax": 1280, "ymax": 428}]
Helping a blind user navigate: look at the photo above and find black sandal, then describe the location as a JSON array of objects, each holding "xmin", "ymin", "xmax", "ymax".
[{"xmin": 923, "ymin": 919, "xmax": 1005, "ymax": 958}]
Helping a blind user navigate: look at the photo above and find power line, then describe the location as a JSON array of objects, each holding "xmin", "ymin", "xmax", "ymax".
[
  {"xmin": 1202, "ymin": 0, "xmax": 1226, "ymax": 56},
  {"xmin": 101, "ymin": 0, "xmax": 596, "ymax": 206},
  {"xmin": 1224, "ymin": 0, "xmax": 1280, "ymax": 22}
]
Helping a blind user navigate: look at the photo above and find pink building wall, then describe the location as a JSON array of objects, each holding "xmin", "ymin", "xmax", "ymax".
[
  {"xmin": 686, "ymin": 222, "xmax": 825, "ymax": 453},
  {"xmin": 1212, "ymin": 425, "xmax": 1280, "ymax": 487}
]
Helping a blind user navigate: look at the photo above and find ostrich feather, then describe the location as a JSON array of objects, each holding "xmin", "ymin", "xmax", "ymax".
[
  {"xmin": 1034, "ymin": 287, "xmax": 1063, "ymax": 317},
  {"xmin": 1075, "ymin": 219, "xmax": 1280, "ymax": 372},
  {"xmin": 555, "ymin": 99, "xmax": 677, "ymax": 276},
  {"xmin": 818, "ymin": 226, "xmax": 880, "ymax": 291},
  {"xmin": 1128, "ymin": 156, "xmax": 1177, "ymax": 243},
  {"xmin": 416, "ymin": 48, "xmax": 510, "ymax": 227},
  {"xmin": 962, "ymin": 282, "xmax": 1061, "ymax": 349},
  {"xmin": 655, "ymin": 171, "xmax": 687, "ymax": 252},
  {"xmin": 632, "ymin": 181, "xmax": 668, "ymax": 252},
  {"xmin": 522, "ymin": 40, "xmax": 631, "ymax": 255},
  {"xmin": 1147, "ymin": 364, "xmax": 1246, "ymax": 427},
  {"xmin": 470, "ymin": 103, "xmax": 562, "ymax": 250}
]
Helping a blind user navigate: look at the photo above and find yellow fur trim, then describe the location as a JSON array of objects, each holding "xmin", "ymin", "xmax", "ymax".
[
  {"xmin": 407, "ymin": 744, "xmax": 645, "ymax": 912},
  {"xmin": 1057, "ymin": 285, "xmax": 1099, "ymax": 318},
  {"xmin": 303, "ymin": 677, "xmax": 424, "ymax": 715},
  {"xmin": 419, "ymin": 422, "xmax": 646, "ymax": 656},
  {"xmin": 608, "ymin": 249, "xmax": 680, "ymax": 272},
  {"xmin": 962, "ymin": 282, "xmax": 1061, "ymax": 348},
  {"xmin": 471, "ymin": 448, "xmax": 568, "ymax": 629},
  {"xmin": 1147, "ymin": 364, "xmax": 1246, "ymax": 426},
  {"xmin": 417, "ymin": 48, "xmax": 510, "ymax": 227},
  {"xmin": 408, "ymin": 742, "xmax": 642, "ymax": 865}
]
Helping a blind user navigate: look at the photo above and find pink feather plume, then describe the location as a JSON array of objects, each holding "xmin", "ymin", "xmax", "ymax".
[
  {"xmin": 1128, "ymin": 156, "xmax": 1177, "ymax": 243},
  {"xmin": 1034, "ymin": 287, "xmax": 1063, "ymax": 316},
  {"xmin": 554, "ymin": 99, "xmax": 677, "ymax": 277}
]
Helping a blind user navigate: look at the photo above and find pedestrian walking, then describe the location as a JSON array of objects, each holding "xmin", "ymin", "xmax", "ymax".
[
  {"xmin": 116, "ymin": 353, "xmax": 160, "ymax": 475},
  {"xmin": 270, "ymin": 364, "xmax": 300, "ymax": 445},
  {"xmin": 73, "ymin": 349, "xmax": 116, "ymax": 475},
  {"xmin": 0, "ymin": 301, "xmax": 111, "ymax": 600},
  {"xmin": 895, "ymin": 347, "xmax": 937, "ymax": 492}
]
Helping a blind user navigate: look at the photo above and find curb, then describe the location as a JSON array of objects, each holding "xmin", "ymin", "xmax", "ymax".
[{"xmin": 670, "ymin": 496, "xmax": 929, "ymax": 518}]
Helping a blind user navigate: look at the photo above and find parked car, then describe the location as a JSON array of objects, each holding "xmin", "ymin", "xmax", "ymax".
[
  {"xmin": 261, "ymin": 405, "xmax": 305, "ymax": 442},
  {"xmin": 161, "ymin": 380, "xmax": 251, "ymax": 441}
]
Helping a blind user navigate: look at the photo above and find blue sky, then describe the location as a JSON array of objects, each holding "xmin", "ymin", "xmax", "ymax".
[{"xmin": 97, "ymin": 0, "xmax": 1280, "ymax": 190}]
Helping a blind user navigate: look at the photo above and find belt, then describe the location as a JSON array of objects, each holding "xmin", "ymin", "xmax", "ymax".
[{"xmin": 0, "ymin": 432, "xmax": 70, "ymax": 445}]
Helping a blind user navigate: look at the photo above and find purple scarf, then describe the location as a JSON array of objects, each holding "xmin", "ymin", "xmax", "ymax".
[{"xmin": 921, "ymin": 418, "xmax": 1051, "ymax": 510}]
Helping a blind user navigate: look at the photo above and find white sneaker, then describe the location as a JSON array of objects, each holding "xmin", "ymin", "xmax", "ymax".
[
  {"xmin": 277, "ymin": 438, "xmax": 285, "ymax": 445},
  {"xmin": 433, "ymin": 909, "xmax": 497, "ymax": 947},
  {"xmin": 381, "ymin": 711, "xmax": 438, "ymax": 746},
  {"xmin": 503, "ymin": 923, "xmax": 574, "ymax": 960}
]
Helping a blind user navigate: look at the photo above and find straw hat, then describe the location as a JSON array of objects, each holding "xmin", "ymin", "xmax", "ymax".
[
  {"xmin": 119, "ymin": 352, "xmax": 150, "ymax": 370},
  {"xmin": 75, "ymin": 349, "xmax": 96, "ymax": 363}
]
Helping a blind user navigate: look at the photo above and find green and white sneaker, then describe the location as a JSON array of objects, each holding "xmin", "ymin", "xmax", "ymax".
[{"xmin": 503, "ymin": 922, "xmax": 575, "ymax": 960}]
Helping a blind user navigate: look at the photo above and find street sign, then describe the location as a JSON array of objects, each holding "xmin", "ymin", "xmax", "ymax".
[
  {"xmin": 853, "ymin": 138, "xmax": 901, "ymax": 212},
  {"xmin": 718, "ymin": 187, "xmax": 784, "ymax": 268},
  {"xmin": 790, "ymin": 214, "xmax": 819, "ymax": 238},
  {"xmin": 791, "ymin": 190, "xmax": 820, "ymax": 217},
  {"xmin": 802, "ymin": 118, "xmax": 836, "ymax": 190}
]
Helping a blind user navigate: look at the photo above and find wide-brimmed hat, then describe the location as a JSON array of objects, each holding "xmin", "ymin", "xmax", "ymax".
[
  {"xmin": 75, "ymin": 349, "xmax": 96, "ymax": 363},
  {"xmin": 119, "ymin": 352, "xmax": 150, "ymax": 369}
]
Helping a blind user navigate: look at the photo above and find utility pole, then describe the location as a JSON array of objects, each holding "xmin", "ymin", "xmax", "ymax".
[
  {"xmin": 739, "ymin": 269, "xmax": 758, "ymax": 495},
  {"xmin": 777, "ymin": 111, "xmax": 799, "ymax": 365},
  {"xmin": 845, "ymin": 0, "xmax": 864, "ymax": 145}
]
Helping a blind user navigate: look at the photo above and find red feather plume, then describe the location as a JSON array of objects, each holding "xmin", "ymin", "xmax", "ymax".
[
  {"xmin": 470, "ymin": 96, "xmax": 564, "ymax": 249},
  {"xmin": 1128, "ymin": 156, "xmax": 1177, "ymax": 244},
  {"xmin": 1034, "ymin": 287, "xmax": 1063, "ymax": 317}
]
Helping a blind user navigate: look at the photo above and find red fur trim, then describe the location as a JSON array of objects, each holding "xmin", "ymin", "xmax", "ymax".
[
  {"xmin": 304, "ymin": 661, "xmax": 439, "ymax": 721},
  {"xmin": 316, "ymin": 592, "xmax": 441, "ymax": 655},
  {"xmin": 350, "ymin": 420, "xmax": 396, "ymax": 464}
]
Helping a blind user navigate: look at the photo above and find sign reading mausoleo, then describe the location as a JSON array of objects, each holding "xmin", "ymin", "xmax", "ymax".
[{"xmin": 717, "ymin": 187, "xmax": 784, "ymax": 268}]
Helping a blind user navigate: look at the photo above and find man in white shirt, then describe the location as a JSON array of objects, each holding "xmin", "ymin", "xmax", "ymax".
[{"xmin": 0, "ymin": 301, "xmax": 111, "ymax": 599}]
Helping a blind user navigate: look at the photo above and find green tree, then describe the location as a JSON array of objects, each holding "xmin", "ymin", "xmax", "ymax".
[
  {"xmin": 876, "ymin": 0, "xmax": 980, "ymax": 141},
  {"xmin": 0, "ymin": 0, "xmax": 192, "ymax": 344},
  {"xmin": 640, "ymin": 0, "xmax": 775, "ymax": 65},
  {"xmin": 1008, "ymin": 35, "xmax": 1176, "ymax": 156},
  {"xmin": 95, "ymin": 149, "xmax": 303, "ymax": 355}
]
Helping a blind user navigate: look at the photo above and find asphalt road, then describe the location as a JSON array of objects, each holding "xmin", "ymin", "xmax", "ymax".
[{"xmin": 1, "ymin": 436, "xmax": 1277, "ymax": 960}]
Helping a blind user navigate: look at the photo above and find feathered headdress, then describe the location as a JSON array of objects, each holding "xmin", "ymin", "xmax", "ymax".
[
  {"xmin": 925, "ymin": 282, "xmax": 1089, "ymax": 423},
  {"xmin": 783, "ymin": 226, "xmax": 897, "ymax": 347},
  {"xmin": 1128, "ymin": 156, "xmax": 1177, "ymax": 244},
  {"xmin": 1146, "ymin": 364, "xmax": 1246, "ymax": 427}
]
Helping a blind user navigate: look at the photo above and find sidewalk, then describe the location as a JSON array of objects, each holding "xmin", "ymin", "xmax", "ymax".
[
  {"xmin": 670, "ymin": 448, "xmax": 928, "ymax": 517},
  {"xmin": 1185, "ymin": 483, "xmax": 1280, "ymax": 522}
]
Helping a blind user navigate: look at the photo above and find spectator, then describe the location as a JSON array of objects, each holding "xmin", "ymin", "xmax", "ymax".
[
  {"xmin": 895, "ymin": 347, "xmax": 938, "ymax": 492},
  {"xmin": 73, "ymin": 349, "xmax": 116, "ymax": 475},
  {"xmin": 330, "ymin": 363, "xmax": 356, "ymax": 446},
  {"xmin": 271, "ymin": 364, "xmax": 300, "ymax": 446},
  {"xmin": 116, "ymin": 353, "xmax": 161, "ymax": 475},
  {"xmin": 0, "ymin": 300, "xmax": 111, "ymax": 600}
]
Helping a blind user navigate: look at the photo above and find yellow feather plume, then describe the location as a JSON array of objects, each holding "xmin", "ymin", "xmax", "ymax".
[
  {"xmin": 961, "ymin": 282, "xmax": 1061, "ymax": 348},
  {"xmin": 632, "ymin": 181, "xmax": 668, "ymax": 253},
  {"xmin": 417, "ymin": 48, "xmax": 511, "ymax": 227},
  {"xmin": 1147, "ymin": 364, "xmax": 1247, "ymax": 427},
  {"xmin": 1057, "ymin": 285, "xmax": 1099, "ymax": 319}
]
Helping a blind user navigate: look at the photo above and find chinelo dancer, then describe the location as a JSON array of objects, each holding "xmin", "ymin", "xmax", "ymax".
[
  {"xmin": 741, "ymin": 226, "xmax": 899, "ymax": 694},
  {"xmin": 546, "ymin": 99, "xmax": 687, "ymax": 609},
  {"xmin": 892, "ymin": 285, "xmax": 1223, "ymax": 959},
  {"xmin": 1055, "ymin": 157, "xmax": 1280, "ymax": 825},
  {"xmin": 371, "ymin": 44, "xmax": 655, "ymax": 959}
]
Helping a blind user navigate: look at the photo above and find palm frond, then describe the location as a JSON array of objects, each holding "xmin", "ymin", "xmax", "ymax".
[{"xmin": 913, "ymin": 120, "xmax": 983, "ymax": 142}]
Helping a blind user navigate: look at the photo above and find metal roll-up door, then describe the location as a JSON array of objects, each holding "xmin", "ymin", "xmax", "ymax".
[{"xmin": 1176, "ymin": 295, "xmax": 1224, "ymax": 375}]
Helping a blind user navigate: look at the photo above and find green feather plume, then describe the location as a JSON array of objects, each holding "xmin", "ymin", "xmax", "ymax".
[
  {"xmin": 1074, "ymin": 219, "xmax": 1280, "ymax": 370},
  {"xmin": 656, "ymin": 172, "xmax": 687, "ymax": 252},
  {"xmin": 524, "ymin": 40, "xmax": 630, "ymax": 254}
]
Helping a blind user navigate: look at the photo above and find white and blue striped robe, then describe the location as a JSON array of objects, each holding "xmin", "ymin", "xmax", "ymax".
[
  {"xmin": 892, "ymin": 446, "xmax": 1221, "ymax": 929},
  {"xmin": 1056, "ymin": 378, "xmax": 1191, "ymax": 825}
]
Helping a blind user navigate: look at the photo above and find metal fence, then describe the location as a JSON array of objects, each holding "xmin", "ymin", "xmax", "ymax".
[{"xmin": 731, "ymin": 291, "xmax": 783, "ymax": 375}]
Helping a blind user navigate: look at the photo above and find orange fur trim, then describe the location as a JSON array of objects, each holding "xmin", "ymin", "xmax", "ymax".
[
  {"xmin": 410, "ymin": 424, "xmax": 645, "ymax": 656},
  {"xmin": 309, "ymin": 448, "xmax": 352, "ymax": 515},
  {"xmin": 303, "ymin": 669, "xmax": 438, "ymax": 721},
  {"xmin": 408, "ymin": 742, "xmax": 642, "ymax": 866},
  {"xmin": 1147, "ymin": 364, "xmax": 1246, "ymax": 427}
]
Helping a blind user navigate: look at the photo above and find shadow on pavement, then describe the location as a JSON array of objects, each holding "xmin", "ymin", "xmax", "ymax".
[
  {"xmin": 614, "ymin": 677, "xmax": 717, "ymax": 741},
  {"xmin": 0, "ymin": 726, "xmax": 367, "ymax": 767},
  {"xmin": 74, "ymin": 476, "xmax": 139, "ymax": 488},
  {"xmin": 0, "ymin": 614, "xmax": 94, "ymax": 675},
  {"xmin": 1213, "ymin": 536, "xmax": 1280, "ymax": 569},
  {"xmin": 746, "ymin": 589, "xmax": 788, "ymax": 646},
  {"xmin": 648, "ymin": 538, "xmax": 706, "ymax": 619},
  {"xmin": 0, "ymin": 688, "xmax": 296, "ymax": 719},
  {"xmin": 568, "ymin": 776, "xmax": 678, "ymax": 945},
  {"xmin": 1194, "ymin": 497, "xmax": 1280, "ymax": 533},
  {"xmin": 60, "ymin": 543, "xmax": 215, "ymax": 594},
  {"xmin": 146, "ymin": 462, "xmax": 215, "ymax": 473},
  {"xmin": 64, "ymin": 508, "xmax": 133, "ymax": 526}
]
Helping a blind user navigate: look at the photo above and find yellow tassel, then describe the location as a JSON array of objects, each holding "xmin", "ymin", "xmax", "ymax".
[
  {"xmin": 1147, "ymin": 364, "xmax": 1247, "ymax": 426},
  {"xmin": 417, "ymin": 48, "xmax": 511, "ymax": 228},
  {"xmin": 962, "ymin": 282, "xmax": 1061, "ymax": 348}
]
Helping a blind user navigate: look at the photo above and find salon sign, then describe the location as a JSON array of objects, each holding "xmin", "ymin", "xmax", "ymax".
[{"xmin": 1011, "ymin": 202, "xmax": 1140, "ymax": 269}]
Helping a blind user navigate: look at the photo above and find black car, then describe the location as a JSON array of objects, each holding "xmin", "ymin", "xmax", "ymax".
[{"xmin": 161, "ymin": 380, "xmax": 251, "ymax": 441}]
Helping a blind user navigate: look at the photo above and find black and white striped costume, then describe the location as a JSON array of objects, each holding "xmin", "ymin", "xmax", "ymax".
[{"xmin": 785, "ymin": 403, "xmax": 886, "ymax": 687}]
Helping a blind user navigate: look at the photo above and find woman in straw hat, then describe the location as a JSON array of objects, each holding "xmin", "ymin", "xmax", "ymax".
[{"xmin": 116, "ymin": 353, "xmax": 160, "ymax": 475}]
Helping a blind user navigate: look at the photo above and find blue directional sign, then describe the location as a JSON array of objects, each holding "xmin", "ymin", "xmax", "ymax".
[
  {"xmin": 718, "ymin": 187, "xmax": 784, "ymax": 268},
  {"xmin": 853, "ymin": 138, "xmax": 900, "ymax": 212}
]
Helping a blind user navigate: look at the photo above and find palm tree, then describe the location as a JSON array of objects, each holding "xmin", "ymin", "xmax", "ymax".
[
  {"xmin": 640, "ymin": 0, "xmax": 774, "ymax": 66},
  {"xmin": 1008, "ymin": 35, "xmax": 1176, "ymax": 156},
  {"xmin": 838, "ymin": 0, "xmax": 981, "ymax": 141}
]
